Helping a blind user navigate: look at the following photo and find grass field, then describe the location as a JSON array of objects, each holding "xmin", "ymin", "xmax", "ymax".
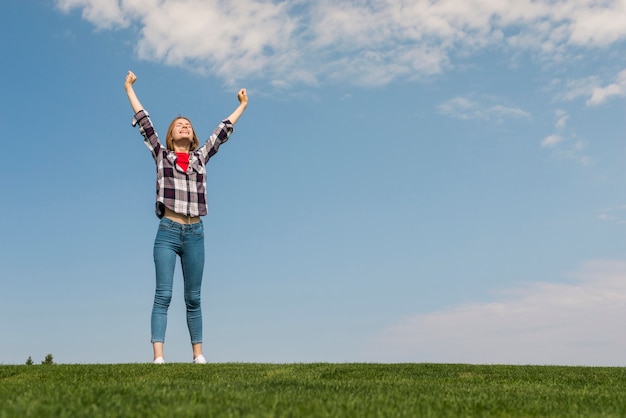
[{"xmin": 1, "ymin": 363, "xmax": 625, "ymax": 417}]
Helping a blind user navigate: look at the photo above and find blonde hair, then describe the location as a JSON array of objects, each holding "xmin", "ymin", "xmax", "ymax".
[{"xmin": 165, "ymin": 116, "xmax": 199, "ymax": 151}]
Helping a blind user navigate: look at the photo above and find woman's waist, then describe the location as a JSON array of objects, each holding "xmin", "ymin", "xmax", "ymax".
[{"xmin": 163, "ymin": 207, "xmax": 201, "ymax": 224}]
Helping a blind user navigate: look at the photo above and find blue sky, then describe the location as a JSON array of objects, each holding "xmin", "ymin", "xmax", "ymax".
[{"xmin": 1, "ymin": 0, "xmax": 625, "ymax": 365}]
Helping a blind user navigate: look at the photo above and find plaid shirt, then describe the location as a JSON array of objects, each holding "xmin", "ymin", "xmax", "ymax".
[{"xmin": 132, "ymin": 110, "xmax": 234, "ymax": 217}]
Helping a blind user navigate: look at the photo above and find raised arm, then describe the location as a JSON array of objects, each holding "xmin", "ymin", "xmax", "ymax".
[
  {"xmin": 225, "ymin": 88, "xmax": 249, "ymax": 125},
  {"xmin": 124, "ymin": 71, "xmax": 144, "ymax": 114}
]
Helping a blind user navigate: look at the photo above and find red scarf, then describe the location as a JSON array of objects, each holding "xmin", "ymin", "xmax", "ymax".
[{"xmin": 176, "ymin": 152, "xmax": 189, "ymax": 172}]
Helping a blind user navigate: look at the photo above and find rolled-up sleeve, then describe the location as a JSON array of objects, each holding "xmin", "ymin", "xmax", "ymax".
[
  {"xmin": 197, "ymin": 120, "xmax": 234, "ymax": 163},
  {"xmin": 131, "ymin": 110, "xmax": 162, "ymax": 159},
  {"xmin": 131, "ymin": 109, "xmax": 149, "ymax": 127}
]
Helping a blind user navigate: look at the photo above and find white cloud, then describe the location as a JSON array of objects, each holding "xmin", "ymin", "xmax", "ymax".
[
  {"xmin": 560, "ymin": 76, "xmax": 602, "ymax": 102},
  {"xmin": 598, "ymin": 205, "xmax": 626, "ymax": 225},
  {"xmin": 587, "ymin": 69, "xmax": 626, "ymax": 106},
  {"xmin": 437, "ymin": 97, "xmax": 477, "ymax": 120},
  {"xmin": 437, "ymin": 96, "xmax": 530, "ymax": 121},
  {"xmin": 555, "ymin": 68, "xmax": 626, "ymax": 106},
  {"xmin": 555, "ymin": 109, "xmax": 569, "ymax": 129},
  {"xmin": 55, "ymin": 0, "xmax": 626, "ymax": 87},
  {"xmin": 548, "ymin": 139, "xmax": 590, "ymax": 166},
  {"xmin": 56, "ymin": 0, "xmax": 129, "ymax": 29},
  {"xmin": 137, "ymin": 0, "xmax": 299, "ymax": 84},
  {"xmin": 566, "ymin": 2, "xmax": 626, "ymax": 46},
  {"xmin": 540, "ymin": 109, "xmax": 590, "ymax": 165},
  {"xmin": 366, "ymin": 259, "xmax": 626, "ymax": 366},
  {"xmin": 541, "ymin": 134, "xmax": 564, "ymax": 148}
]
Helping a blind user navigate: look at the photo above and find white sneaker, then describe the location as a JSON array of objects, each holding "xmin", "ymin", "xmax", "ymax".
[
  {"xmin": 153, "ymin": 357, "xmax": 165, "ymax": 364},
  {"xmin": 193, "ymin": 354, "xmax": 206, "ymax": 364}
]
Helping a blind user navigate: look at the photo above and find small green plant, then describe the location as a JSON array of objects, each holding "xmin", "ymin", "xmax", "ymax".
[
  {"xmin": 41, "ymin": 354, "xmax": 54, "ymax": 365},
  {"xmin": 25, "ymin": 356, "xmax": 33, "ymax": 366}
]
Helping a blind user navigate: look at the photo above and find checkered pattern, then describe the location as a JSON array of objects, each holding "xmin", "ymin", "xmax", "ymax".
[{"xmin": 132, "ymin": 110, "xmax": 234, "ymax": 217}]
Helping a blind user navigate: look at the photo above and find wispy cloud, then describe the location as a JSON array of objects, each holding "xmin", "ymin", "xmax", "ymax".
[
  {"xmin": 587, "ymin": 69, "xmax": 626, "ymax": 106},
  {"xmin": 598, "ymin": 205, "xmax": 626, "ymax": 225},
  {"xmin": 437, "ymin": 96, "xmax": 530, "ymax": 122},
  {"xmin": 56, "ymin": 0, "xmax": 130, "ymax": 29},
  {"xmin": 56, "ymin": 0, "xmax": 626, "ymax": 87},
  {"xmin": 541, "ymin": 134, "xmax": 564, "ymax": 148},
  {"xmin": 555, "ymin": 67, "xmax": 626, "ymax": 107},
  {"xmin": 554, "ymin": 109, "xmax": 570, "ymax": 129},
  {"xmin": 366, "ymin": 259, "xmax": 626, "ymax": 366},
  {"xmin": 540, "ymin": 109, "xmax": 590, "ymax": 166}
]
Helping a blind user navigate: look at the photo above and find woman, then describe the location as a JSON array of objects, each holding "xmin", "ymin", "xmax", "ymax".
[{"xmin": 124, "ymin": 71, "xmax": 248, "ymax": 364}]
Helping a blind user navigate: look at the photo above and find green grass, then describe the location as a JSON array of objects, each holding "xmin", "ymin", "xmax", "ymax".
[{"xmin": 1, "ymin": 363, "xmax": 625, "ymax": 417}]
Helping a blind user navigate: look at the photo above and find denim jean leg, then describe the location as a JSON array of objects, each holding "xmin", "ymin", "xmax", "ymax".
[
  {"xmin": 181, "ymin": 221, "xmax": 205, "ymax": 345},
  {"xmin": 151, "ymin": 219, "xmax": 181, "ymax": 343}
]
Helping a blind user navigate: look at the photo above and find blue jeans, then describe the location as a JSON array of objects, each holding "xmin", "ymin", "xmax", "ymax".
[{"xmin": 151, "ymin": 218, "xmax": 205, "ymax": 345}]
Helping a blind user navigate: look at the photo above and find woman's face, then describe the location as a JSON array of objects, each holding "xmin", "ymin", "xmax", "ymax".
[
  {"xmin": 171, "ymin": 118, "xmax": 194, "ymax": 142},
  {"xmin": 167, "ymin": 117, "xmax": 198, "ymax": 151}
]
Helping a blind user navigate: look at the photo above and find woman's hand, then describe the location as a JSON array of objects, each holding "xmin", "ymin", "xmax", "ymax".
[
  {"xmin": 125, "ymin": 71, "xmax": 137, "ymax": 90},
  {"xmin": 237, "ymin": 88, "xmax": 248, "ymax": 105},
  {"xmin": 226, "ymin": 88, "xmax": 249, "ymax": 125},
  {"xmin": 124, "ymin": 70, "xmax": 144, "ymax": 113}
]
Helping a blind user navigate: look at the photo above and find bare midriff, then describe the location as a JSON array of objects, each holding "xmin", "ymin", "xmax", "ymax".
[{"xmin": 164, "ymin": 207, "xmax": 201, "ymax": 224}]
